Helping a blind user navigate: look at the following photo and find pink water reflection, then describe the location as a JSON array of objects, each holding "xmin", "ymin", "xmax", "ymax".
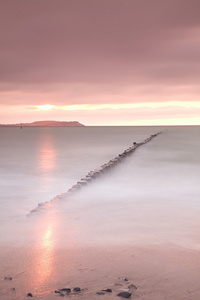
[{"xmin": 37, "ymin": 133, "xmax": 56, "ymax": 175}]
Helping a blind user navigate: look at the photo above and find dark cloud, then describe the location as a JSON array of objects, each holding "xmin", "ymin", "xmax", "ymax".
[{"xmin": 0, "ymin": 0, "xmax": 200, "ymax": 105}]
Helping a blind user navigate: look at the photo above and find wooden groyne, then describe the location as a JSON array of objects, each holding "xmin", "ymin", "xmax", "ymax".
[
  {"xmin": 67, "ymin": 132, "xmax": 161, "ymax": 193},
  {"xmin": 29, "ymin": 132, "xmax": 161, "ymax": 214}
]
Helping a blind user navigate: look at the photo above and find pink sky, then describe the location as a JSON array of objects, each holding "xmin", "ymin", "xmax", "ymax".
[{"xmin": 0, "ymin": 0, "xmax": 200, "ymax": 125}]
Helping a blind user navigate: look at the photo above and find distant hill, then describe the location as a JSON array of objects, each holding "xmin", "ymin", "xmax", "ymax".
[{"xmin": 0, "ymin": 120, "xmax": 85, "ymax": 127}]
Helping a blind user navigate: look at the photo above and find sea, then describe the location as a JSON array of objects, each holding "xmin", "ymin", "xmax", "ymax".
[{"xmin": 0, "ymin": 126, "xmax": 200, "ymax": 249}]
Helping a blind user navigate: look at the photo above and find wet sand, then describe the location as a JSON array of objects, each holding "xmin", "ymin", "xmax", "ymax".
[{"xmin": 1, "ymin": 244, "xmax": 200, "ymax": 299}]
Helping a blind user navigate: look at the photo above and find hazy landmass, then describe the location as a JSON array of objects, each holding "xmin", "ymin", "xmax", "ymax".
[{"xmin": 0, "ymin": 120, "xmax": 85, "ymax": 127}]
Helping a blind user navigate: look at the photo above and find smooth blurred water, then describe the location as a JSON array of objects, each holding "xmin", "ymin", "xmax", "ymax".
[
  {"xmin": 0, "ymin": 126, "xmax": 157, "ymax": 221},
  {"xmin": 59, "ymin": 126, "xmax": 200, "ymax": 248},
  {"xmin": 0, "ymin": 126, "xmax": 200, "ymax": 249}
]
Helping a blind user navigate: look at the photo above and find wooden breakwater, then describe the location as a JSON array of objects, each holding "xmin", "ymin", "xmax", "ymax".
[
  {"xmin": 67, "ymin": 132, "xmax": 161, "ymax": 193},
  {"xmin": 29, "ymin": 132, "xmax": 161, "ymax": 214}
]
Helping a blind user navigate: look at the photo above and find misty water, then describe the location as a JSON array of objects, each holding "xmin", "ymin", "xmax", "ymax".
[{"xmin": 0, "ymin": 126, "xmax": 200, "ymax": 249}]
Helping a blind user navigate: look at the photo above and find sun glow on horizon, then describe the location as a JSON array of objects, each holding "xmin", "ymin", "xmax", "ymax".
[
  {"xmin": 1, "ymin": 100, "xmax": 199, "ymax": 126},
  {"xmin": 31, "ymin": 100, "xmax": 200, "ymax": 113},
  {"xmin": 50, "ymin": 101, "xmax": 200, "ymax": 111},
  {"xmin": 37, "ymin": 104, "xmax": 55, "ymax": 110}
]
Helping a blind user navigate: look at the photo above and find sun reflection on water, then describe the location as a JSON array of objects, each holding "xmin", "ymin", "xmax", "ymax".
[{"xmin": 38, "ymin": 133, "xmax": 56, "ymax": 175}]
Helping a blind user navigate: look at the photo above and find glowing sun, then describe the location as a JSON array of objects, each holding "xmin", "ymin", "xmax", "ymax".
[{"xmin": 37, "ymin": 104, "xmax": 55, "ymax": 110}]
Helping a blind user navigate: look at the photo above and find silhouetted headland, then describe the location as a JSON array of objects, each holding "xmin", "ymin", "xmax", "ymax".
[{"xmin": 0, "ymin": 120, "xmax": 85, "ymax": 127}]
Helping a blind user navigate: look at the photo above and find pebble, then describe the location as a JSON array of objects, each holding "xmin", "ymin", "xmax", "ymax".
[
  {"xmin": 73, "ymin": 287, "xmax": 81, "ymax": 292},
  {"xmin": 102, "ymin": 288, "xmax": 112, "ymax": 293},
  {"xmin": 55, "ymin": 288, "xmax": 71, "ymax": 294},
  {"xmin": 4, "ymin": 276, "xmax": 12, "ymax": 281},
  {"xmin": 27, "ymin": 293, "xmax": 33, "ymax": 297},
  {"xmin": 97, "ymin": 291, "xmax": 105, "ymax": 295},
  {"xmin": 117, "ymin": 291, "xmax": 132, "ymax": 298}
]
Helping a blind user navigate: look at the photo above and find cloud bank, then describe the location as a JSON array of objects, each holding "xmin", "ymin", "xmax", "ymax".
[{"xmin": 0, "ymin": 0, "xmax": 200, "ymax": 124}]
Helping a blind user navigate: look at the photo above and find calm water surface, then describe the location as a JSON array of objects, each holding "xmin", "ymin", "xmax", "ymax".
[
  {"xmin": 0, "ymin": 126, "xmax": 158, "ymax": 220},
  {"xmin": 0, "ymin": 126, "xmax": 200, "ymax": 249}
]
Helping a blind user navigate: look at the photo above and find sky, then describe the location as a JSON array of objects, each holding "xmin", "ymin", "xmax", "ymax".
[{"xmin": 0, "ymin": 0, "xmax": 200, "ymax": 126}]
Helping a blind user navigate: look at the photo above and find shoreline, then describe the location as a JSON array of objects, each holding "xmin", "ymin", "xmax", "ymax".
[{"xmin": 1, "ymin": 243, "xmax": 200, "ymax": 299}]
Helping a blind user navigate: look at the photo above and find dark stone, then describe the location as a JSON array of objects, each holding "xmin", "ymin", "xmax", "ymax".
[
  {"xmin": 124, "ymin": 278, "xmax": 129, "ymax": 281},
  {"xmin": 102, "ymin": 288, "xmax": 112, "ymax": 293},
  {"xmin": 97, "ymin": 291, "xmax": 105, "ymax": 295},
  {"xmin": 117, "ymin": 291, "xmax": 132, "ymax": 298},
  {"xmin": 73, "ymin": 287, "xmax": 81, "ymax": 292},
  {"xmin": 55, "ymin": 288, "xmax": 71, "ymax": 294},
  {"xmin": 27, "ymin": 293, "xmax": 33, "ymax": 297},
  {"xmin": 60, "ymin": 288, "xmax": 71, "ymax": 293},
  {"xmin": 4, "ymin": 276, "xmax": 12, "ymax": 280}
]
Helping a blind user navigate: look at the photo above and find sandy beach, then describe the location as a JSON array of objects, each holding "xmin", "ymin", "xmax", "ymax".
[{"xmin": 1, "ymin": 242, "xmax": 200, "ymax": 299}]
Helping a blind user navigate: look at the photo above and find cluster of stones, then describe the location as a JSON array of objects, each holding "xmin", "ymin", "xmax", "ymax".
[
  {"xmin": 96, "ymin": 288, "xmax": 133, "ymax": 298},
  {"xmin": 5, "ymin": 276, "xmax": 137, "ymax": 298},
  {"xmin": 53, "ymin": 281, "xmax": 136, "ymax": 298},
  {"xmin": 54, "ymin": 287, "xmax": 81, "ymax": 296},
  {"xmin": 67, "ymin": 132, "xmax": 160, "ymax": 194}
]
